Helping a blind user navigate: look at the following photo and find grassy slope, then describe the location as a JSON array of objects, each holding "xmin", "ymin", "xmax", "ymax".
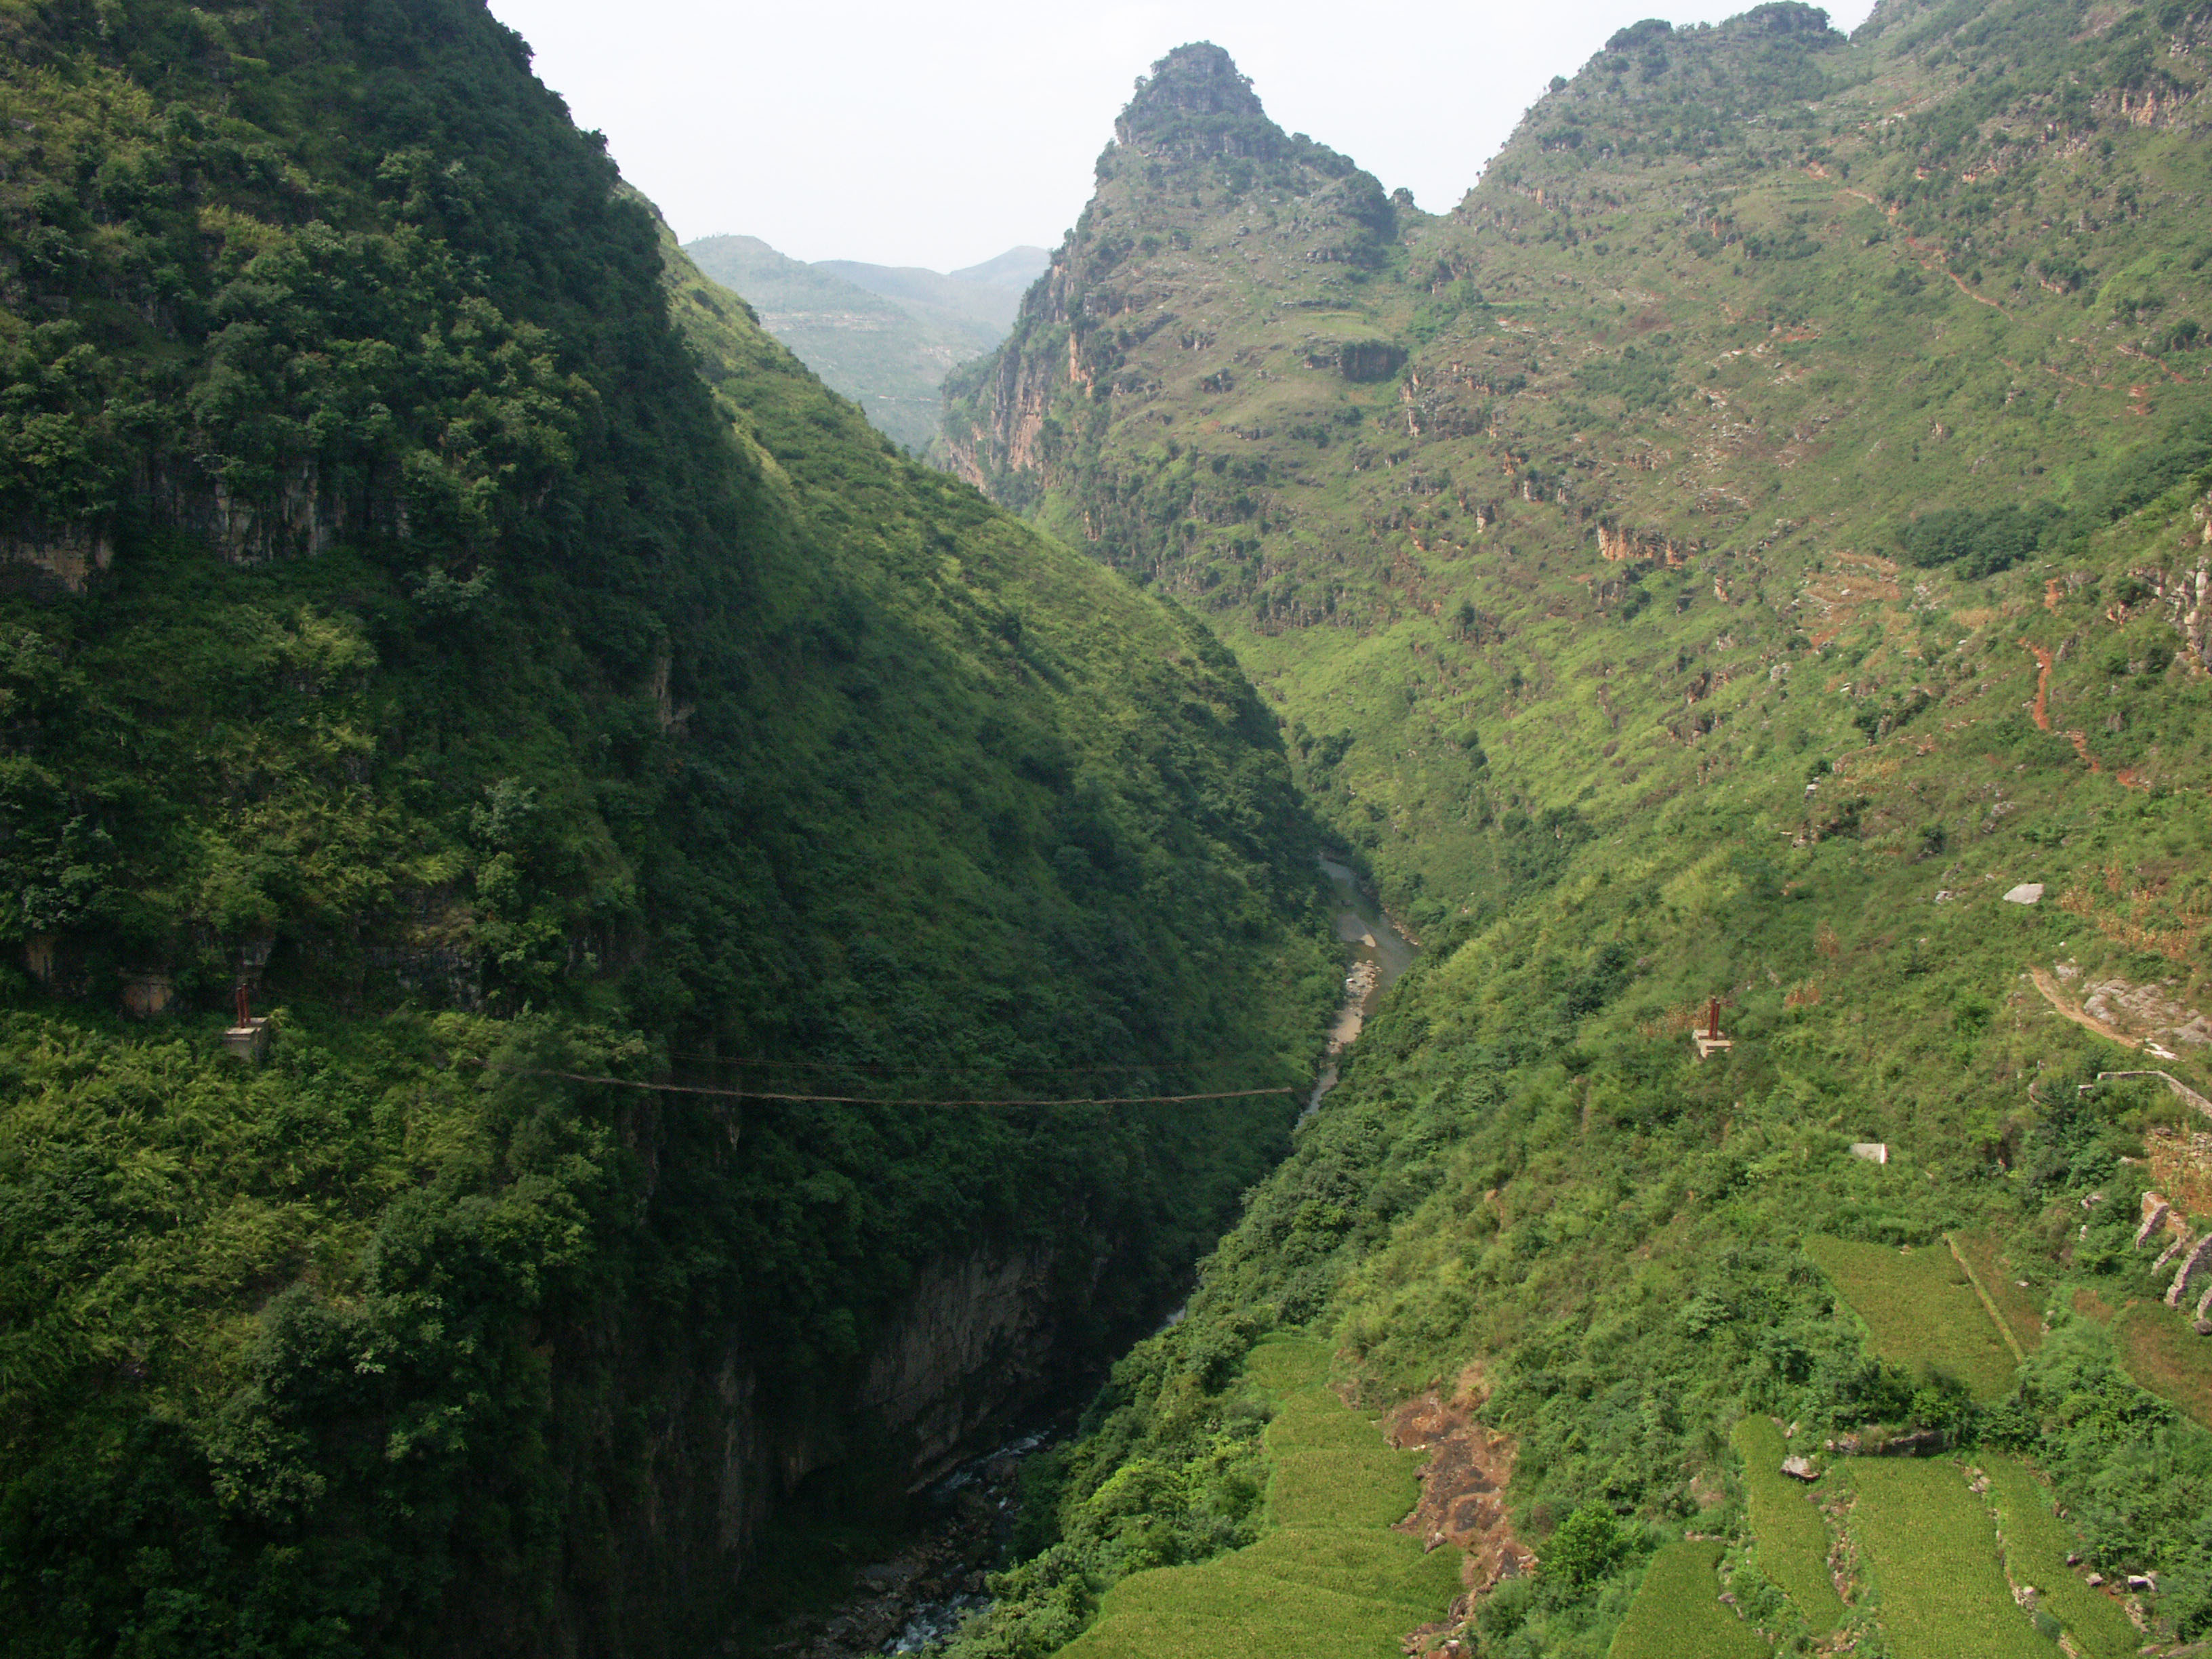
[
  {"xmin": 0, "ymin": 2, "xmax": 1337, "ymax": 1653},
  {"xmin": 1949, "ymin": 1229, "xmax": 2047, "ymax": 1358},
  {"xmin": 947, "ymin": 5, "xmax": 2212, "ymax": 933},
  {"xmin": 1980, "ymin": 1454, "xmax": 2142, "ymax": 1659},
  {"xmin": 1605, "ymin": 1541, "xmax": 1766, "ymax": 1659},
  {"xmin": 1730, "ymin": 1416, "xmax": 1844, "ymax": 1631},
  {"xmin": 941, "ymin": 7, "xmax": 2212, "ymax": 1658},
  {"xmin": 1806, "ymin": 1234, "xmax": 2020, "ymax": 1399},
  {"xmin": 1057, "ymin": 1338, "xmax": 1457, "ymax": 1659},
  {"xmin": 1848, "ymin": 1458, "xmax": 2059, "ymax": 1659}
]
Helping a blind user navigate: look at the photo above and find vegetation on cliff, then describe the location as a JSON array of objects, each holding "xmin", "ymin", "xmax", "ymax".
[{"xmin": 0, "ymin": 1, "xmax": 1336, "ymax": 1653}]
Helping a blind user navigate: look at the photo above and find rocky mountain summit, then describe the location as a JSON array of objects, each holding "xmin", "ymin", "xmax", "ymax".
[{"xmin": 939, "ymin": 42, "xmax": 1408, "ymax": 508}]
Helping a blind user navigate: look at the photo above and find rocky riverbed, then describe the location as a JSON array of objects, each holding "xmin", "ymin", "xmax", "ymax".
[
  {"xmin": 766, "ymin": 1432, "xmax": 1055, "ymax": 1658},
  {"xmin": 1305, "ymin": 855, "xmax": 1420, "ymax": 1120}
]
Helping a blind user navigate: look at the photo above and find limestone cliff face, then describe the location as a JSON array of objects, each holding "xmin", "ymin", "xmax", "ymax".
[
  {"xmin": 518, "ymin": 1221, "xmax": 1121, "ymax": 1658},
  {"xmin": 5, "ymin": 455, "xmax": 402, "ymax": 592},
  {"xmin": 716, "ymin": 1242, "xmax": 1084, "ymax": 1540},
  {"xmin": 858, "ymin": 1246, "xmax": 1067, "ymax": 1480}
]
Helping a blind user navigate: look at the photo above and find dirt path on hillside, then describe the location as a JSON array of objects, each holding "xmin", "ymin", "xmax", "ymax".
[
  {"xmin": 2067, "ymin": 731, "xmax": 2107, "ymax": 773},
  {"xmin": 2023, "ymin": 642, "xmax": 2054, "ymax": 731},
  {"xmin": 1835, "ymin": 187, "xmax": 2007, "ymax": 310},
  {"xmin": 2028, "ymin": 966, "xmax": 2142, "ymax": 1048},
  {"xmin": 2018, "ymin": 642, "xmax": 2141, "ymax": 781}
]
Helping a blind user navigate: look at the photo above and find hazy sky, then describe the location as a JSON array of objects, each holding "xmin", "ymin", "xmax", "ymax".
[{"xmin": 485, "ymin": 0, "xmax": 1880, "ymax": 273}]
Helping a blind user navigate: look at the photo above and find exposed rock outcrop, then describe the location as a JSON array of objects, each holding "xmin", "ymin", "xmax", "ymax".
[
  {"xmin": 1, "ymin": 523, "xmax": 111, "ymax": 592},
  {"xmin": 1597, "ymin": 523, "xmax": 1696, "ymax": 565},
  {"xmin": 1386, "ymin": 1370, "xmax": 1534, "ymax": 1600},
  {"xmin": 859, "ymin": 1246, "xmax": 1068, "ymax": 1483},
  {"xmin": 2167, "ymin": 1233, "xmax": 2212, "ymax": 1309},
  {"xmin": 1113, "ymin": 42, "xmax": 1280, "ymax": 164}
]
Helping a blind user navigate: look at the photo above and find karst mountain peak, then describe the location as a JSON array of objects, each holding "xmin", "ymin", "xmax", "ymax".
[{"xmin": 1113, "ymin": 41, "xmax": 1279, "ymax": 159}]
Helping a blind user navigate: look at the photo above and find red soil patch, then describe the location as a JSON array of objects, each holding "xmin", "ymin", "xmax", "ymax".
[{"xmin": 2024, "ymin": 641, "xmax": 2055, "ymax": 731}]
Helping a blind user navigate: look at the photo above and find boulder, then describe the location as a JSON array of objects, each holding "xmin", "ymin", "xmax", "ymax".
[
  {"xmin": 2003, "ymin": 882, "xmax": 2045, "ymax": 904},
  {"xmin": 1781, "ymin": 1455, "xmax": 1818, "ymax": 1481}
]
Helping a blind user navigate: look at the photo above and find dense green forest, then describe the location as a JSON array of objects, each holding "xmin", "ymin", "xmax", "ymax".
[
  {"xmin": 939, "ymin": 5, "xmax": 2212, "ymax": 1657},
  {"xmin": 0, "ymin": 1, "xmax": 1337, "ymax": 1654}
]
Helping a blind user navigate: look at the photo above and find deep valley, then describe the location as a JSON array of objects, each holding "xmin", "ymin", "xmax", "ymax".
[{"xmin": 3, "ymin": 0, "xmax": 2212, "ymax": 1656}]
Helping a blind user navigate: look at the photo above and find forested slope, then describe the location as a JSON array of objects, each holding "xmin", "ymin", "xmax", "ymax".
[
  {"xmin": 0, "ymin": 2, "xmax": 1336, "ymax": 1654},
  {"xmin": 939, "ymin": 7, "xmax": 2212, "ymax": 1656}
]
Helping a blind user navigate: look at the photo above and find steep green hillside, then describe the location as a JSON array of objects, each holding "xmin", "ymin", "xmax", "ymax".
[
  {"xmin": 0, "ymin": 2, "xmax": 1335, "ymax": 1654},
  {"xmin": 684, "ymin": 235, "xmax": 1033, "ymax": 451},
  {"xmin": 940, "ymin": 9, "xmax": 2212, "ymax": 1658},
  {"xmin": 945, "ymin": 14, "xmax": 2212, "ymax": 924}
]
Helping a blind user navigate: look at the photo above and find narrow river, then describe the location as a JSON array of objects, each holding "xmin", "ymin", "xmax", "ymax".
[{"xmin": 1305, "ymin": 853, "xmax": 1420, "ymax": 1120}]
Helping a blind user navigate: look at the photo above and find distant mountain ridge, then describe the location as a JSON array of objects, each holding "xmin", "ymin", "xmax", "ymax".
[
  {"xmin": 951, "ymin": 247, "xmax": 1054, "ymax": 290},
  {"xmin": 817, "ymin": 253, "xmax": 1044, "ymax": 331},
  {"xmin": 682, "ymin": 235, "xmax": 1046, "ymax": 449}
]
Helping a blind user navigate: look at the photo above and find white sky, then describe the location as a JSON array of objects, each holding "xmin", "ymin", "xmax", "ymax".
[{"xmin": 486, "ymin": 0, "xmax": 1880, "ymax": 272}]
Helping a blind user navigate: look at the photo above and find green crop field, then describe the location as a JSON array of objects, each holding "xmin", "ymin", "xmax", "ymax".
[
  {"xmin": 1948, "ymin": 1233, "xmax": 2045, "ymax": 1360},
  {"xmin": 1058, "ymin": 1339, "xmax": 1460, "ymax": 1659},
  {"xmin": 1731, "ymin": 1418, "xmax": 1844, "ymax": 1632},
  {"xmin": 1806, "ymin": 1237, "xmax": 2020, "ymax": 1401},
  {"xmin": 1606, "ymin": 1541, "xmax": 1768, "ymax": 1659},
  {"xmin": 1849, "ymin": 1460, "xmax": 2059, "ymax": 1659},
  {"xmin": 1979, "ymin": 1458, "xmax": 2139, "ymax": 1659},
  {"xmin": 2113, "ymin": 1303, "xmax": 2212, "ymax": 1432}
]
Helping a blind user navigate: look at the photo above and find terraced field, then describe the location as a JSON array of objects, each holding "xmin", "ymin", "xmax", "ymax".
[
  {"xmin": 1979, "ymin": 1457, "xmax": 2139, "ymax": 1659},
  {"xmin": 1729, "ymin": 1417, "xmax": 1844, "ymax": 1633},
  {"xmin": 2113, "ymin": 1303, "xmax": 2212, "ymax": 1431},
  {"xmin": 1805, "ymin": 1237, "xmax": 2020, "ymax": 1400},
  {"xmin": 1946, "ymin": 1233, "xmax": 2045, "ymax": 1361},
  {"xmin": 1849, "ymin": 1460, "xmax": 2058, "ymax": 1659},
  {"xmin": 1606, "ymin": 1541, "xmax": 1767, "ymax": 1659},
  {"xmin": 1059, "ymin": 1339, "xmax": 1460, "ymax": 1659}
]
